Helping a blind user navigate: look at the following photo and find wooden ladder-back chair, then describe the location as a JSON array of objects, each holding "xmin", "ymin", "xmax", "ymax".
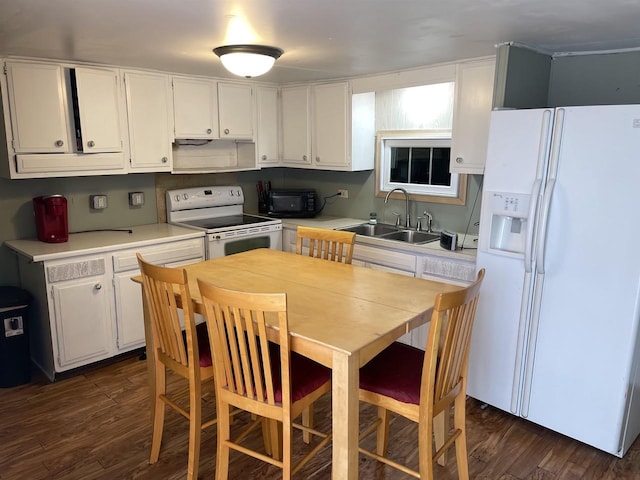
[
  {"xmin": 197, "ymin": 279, "xmax": 332, "ymax": 480},
  {"xmin": 294, "ymin": 224, "xmax": 355, "ymax": 441},
  {"xmin": 296, "ymin": 225, "xmax": 356, "ymax": 264},
  {"xmin": 358, "ymin": 269, "xmax": 485, "ymax": 479},
  {"xmin": 137, "ymin": 253, "xmax": 215, "ymax": 480}
]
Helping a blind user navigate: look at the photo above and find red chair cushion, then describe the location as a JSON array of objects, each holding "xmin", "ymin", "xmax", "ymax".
[
  {"xmin": 269, "ymin": 343, "xmax": 331, "ymax": 403},
  {"xmin": 180, "ymin": 322, "xmax": 213, "ymax": 367},
  {"xmin": 359, "ymin": 342, "xmax": 424, "ymax": 405}
]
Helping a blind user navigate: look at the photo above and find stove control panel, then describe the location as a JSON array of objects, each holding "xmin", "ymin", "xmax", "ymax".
[{"xmin": 166, "ymin": 186, "xmax": 244, "ymax": 212}]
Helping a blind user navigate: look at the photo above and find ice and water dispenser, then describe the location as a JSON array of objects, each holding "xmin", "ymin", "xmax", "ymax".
[{"xmin": 482, "ymin": 192, "xmax": 530, "ymax": 255}]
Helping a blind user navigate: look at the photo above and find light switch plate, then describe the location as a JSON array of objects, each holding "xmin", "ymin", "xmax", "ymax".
[
  {"xmin": 90, "ymin": 195, "xmax": 108, "ymax": 210},
  {"xmin": 129, "ymin": 191, "xmax": 145, "ymax": 206}
]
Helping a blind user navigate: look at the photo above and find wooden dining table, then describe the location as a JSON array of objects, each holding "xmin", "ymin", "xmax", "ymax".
[{"xmin": 135, "ymin": 247, "xmax": 459, "ymax": 479}]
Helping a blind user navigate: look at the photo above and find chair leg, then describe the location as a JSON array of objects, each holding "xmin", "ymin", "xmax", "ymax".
[
  {"xmin": 267, "ymin": 419, "xmax": 283, "ymax": 461},
  {"xmin": 186, "ymin": 379, "xmax": 202, "ymax": 480},
  {"xmin": 434, "ymin": 409, "xmax": 449, "ymax": 467},
  {"xmin": 302, "ymin": 405, "xmax": 313, "ymax": 444},
  {"xmin": 376, "ymin": 406, "xmax": 390, "ymax": 456},
  {"xmin": 262, "ymin": 418, "xmax": 273, "ymax": 456},
  {"xmin": 149, "ymin": 364, "xmax": 166, "ymax": 464},
  {"xmin": 282, "ymin": 418, "xmax": 292, "ymax": 480},
  {"xmin": 418, "ymin": 417, "xmax": 435, "ymax": 480},
  {"xmin": 215, "ymin": 402, "xmax": 231, "ymax": 480},
  {"xmin": 453, "ymin": 395, "xmax": 470, "ymax": 480}
]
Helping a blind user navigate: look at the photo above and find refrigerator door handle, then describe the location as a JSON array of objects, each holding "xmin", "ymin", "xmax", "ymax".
[
  {"xmin": 535, "ymin": 179, "xmax": 555, "ymax": 274},
  {"xmin": 510, "ymin": 270, "xmax": 534, "ymax": 413},
  {"xmin": 520, "ymin": 271, "xmax": 546, "ymax": 418},
  {"xmin": 524, "ymin": 179, "xmax": 542, "ymax": 273},
  {"xmin": 535, "ymin": 108, "xmax": 565, "ymax": 274}
]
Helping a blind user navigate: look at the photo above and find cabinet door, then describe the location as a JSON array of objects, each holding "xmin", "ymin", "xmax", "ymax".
[
  {"xmin": 256, "ymin": 86, "xmax": 280, "ymax": 166},
  {"xmin": 5, "ymin": 62, "xmax": 72, "ymax": 153},
  {"xmin": 313, "ymin": 82, "xmax": 349, "ymax": 169},
  {"xmin": 173, "ymin": 77, "xmax": 219, "ymax": 139},
  {"xmin": 450, "ymin": 59, "xmax": 495, "ymax": 174},
  {"xmin": 123, "ymin": 71, "xmax": 173, "ymax": 171},
  {"xmin": 51, "ymin": 276, "xmax": 113, "ymax": 368},
  {"xmin": 74, "ymin": 67, "xmax": 123, "ymax": 153},
  {"xmin": 113, "ymin": 270, "xmax": 145, "ymax": 351},
  {"xmin": 281, "ymin": 86, "xmax": 311, "ymax": 165},
  {"xmin": 218, "ymin": 83, "xmax": 254, "ymax": 140}
]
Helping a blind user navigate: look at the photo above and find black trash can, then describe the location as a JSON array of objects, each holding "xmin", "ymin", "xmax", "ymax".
[{"xmin": 0, "ymin": 287, "xmax": 31, "ymax": 388}]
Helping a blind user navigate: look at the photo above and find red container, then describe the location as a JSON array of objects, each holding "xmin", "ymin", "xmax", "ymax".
[{"xmin": 33, "ymin": 195, "xmax": 68, "ymax": 243}]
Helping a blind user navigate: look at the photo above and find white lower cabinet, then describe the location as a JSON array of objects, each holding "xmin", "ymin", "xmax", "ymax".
[
  {"xmin": 111, "ymin": 238, "xmax": 204, "ymax": 354},
  {"xmin": 17, "ymin": 236, "xmax": 204, "ymax": 380},
  {"xmin": 50, "ymin": 259, "xmax": 114, "ymax": 368}
]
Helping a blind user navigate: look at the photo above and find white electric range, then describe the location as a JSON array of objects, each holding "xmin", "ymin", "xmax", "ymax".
[{"xmin": 166, "ymin": 186, "xmax": 282, "ymax": 259}]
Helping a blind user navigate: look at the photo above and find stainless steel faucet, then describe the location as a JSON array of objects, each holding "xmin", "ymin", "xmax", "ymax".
[
  {"xmin": 384, "ymin": 187, "xmax": 410, "ymax": 228},
  {"xmin": 423, "ymin": 211, "xmax": 433, "ymax": 232}
]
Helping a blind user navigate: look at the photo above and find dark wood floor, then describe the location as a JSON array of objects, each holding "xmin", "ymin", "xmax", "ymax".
[{"xmin": 1, "ymin": 356, "xmax": 639, "ymax": 480}]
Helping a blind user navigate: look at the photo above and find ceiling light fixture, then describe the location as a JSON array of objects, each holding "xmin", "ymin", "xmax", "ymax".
[{"xmin": 213, "ymin": 44, "xmax": 284, "ymax": 78}]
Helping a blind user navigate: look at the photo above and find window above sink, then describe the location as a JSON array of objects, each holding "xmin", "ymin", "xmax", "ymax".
[{"xmin": 374, "ymin": 82, "xmax": 467, "ymax": 206}]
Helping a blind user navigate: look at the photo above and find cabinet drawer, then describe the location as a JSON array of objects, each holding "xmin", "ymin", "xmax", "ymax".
[
  {"xmin": 112, "ymin": 238, "xmax": 204, "ymax": 272},
  {"xmin": 418, "ymin": 256, "xmax": 475, "ymax": 283},
  {"xmin": 353, "ymin": 244, "xmax": 416, "ymax": 272},
  {"xmin": 46, "ymin": 257, "xmax": 106, "ymax": 283},
  {"xmin": 16, "ymin": 152, "xmax": 125, "ymax": 174}
]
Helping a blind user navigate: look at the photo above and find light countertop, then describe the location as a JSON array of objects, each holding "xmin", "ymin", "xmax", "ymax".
[
  {"xmin": 4, "ymin": 223, "xmax": 205, "ymax": 262},
  {"xmin": 281, "ymin": 215, "xmax": 478, "ymax": 261}
]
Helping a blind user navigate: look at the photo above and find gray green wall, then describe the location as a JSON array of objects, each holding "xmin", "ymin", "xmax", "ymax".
[
  {"xmin": 236, "ymin": 169, "xmax": 483, "ymax": 233},
  {"xmin": 0, "ymin": 174, "xmax": 157, "ymax": 286},
  {"xmin": 494, "ymin": 44, "xmax": 640, "ymax": 108}
]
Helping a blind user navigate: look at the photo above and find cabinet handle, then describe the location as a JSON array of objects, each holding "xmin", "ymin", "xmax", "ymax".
[
  {"xmin": 87, "ymin": 140, "xmax": 95, "ymax": 148},
  {"xmin": 261, "ymin": 155, "xmax": 267, "ymax": 161},
  {"xmin": 224, "ymin": 128, "xmax": 230, "ymax": 135},
  {"xmin": 302, "ymin": 155, "xmax": 308, "ymax": 161},
  {"xmin": 455, "ymin": 157, "xmax": 463, "ymax": 164},
  {"xmin": 94, "ymin": 283, "xmax": 102, "ymax": 290},
  {"xmin": 316, "ymin": 156, "xmax": 320, "ymax": 163},
  {"xmin": 55, "ymin": 140, "xmax": 64, "ymax": 147},
  {"xmin": 206, "ymin": 128, "xmax": 212, "ymax": 134},
  {"xmin": 161, "ymin": 156, "xmax": 168, "ymax": 163}
]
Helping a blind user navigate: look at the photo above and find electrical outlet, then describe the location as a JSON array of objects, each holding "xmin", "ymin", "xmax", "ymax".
[
  {"xmin": 338, "ymin": 189, "xmax": 349, "ymax": 199},
  {"xmin": 90, "ymin": 195, "xmax": 107, "ymax": 210}
]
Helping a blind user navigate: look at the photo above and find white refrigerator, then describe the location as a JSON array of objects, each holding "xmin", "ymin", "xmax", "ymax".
[{"xmin": 468, "ymin": 105, "xmax": 640, "ymax": 457}]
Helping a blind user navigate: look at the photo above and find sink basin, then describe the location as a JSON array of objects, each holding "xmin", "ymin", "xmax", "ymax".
[
  {"xmin": 378, "ymin": 230, "xmax": 440, "ymax": 244},
  {"xmin": 338, "ymin": 223, "xmax": 399, "ymax": 236},
  {"xmin": 338, "ymin": 223, "xmax": 440, "ymax": 245}
]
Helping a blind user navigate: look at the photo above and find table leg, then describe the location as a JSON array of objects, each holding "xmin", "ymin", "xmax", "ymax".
[{"xmin": 332, "ymin": 350, "xmax": 359, "ymax": 479}]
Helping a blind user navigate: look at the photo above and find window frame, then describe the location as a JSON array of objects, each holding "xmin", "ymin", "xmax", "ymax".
[{"xmin": 375, "ymin": 130, "xmax": 467, "ymax": 205}]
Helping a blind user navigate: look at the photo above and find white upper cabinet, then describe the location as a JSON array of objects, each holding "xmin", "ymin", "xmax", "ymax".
[
  {"xmin": 5, "ymin": 62, "xmax": 72, "ymax": 153},
  {"xmin": 280, "ymin": 82, "xmax": 374, "ymax": 171},
  {"xmin": 218, "ymin": 82, "xmax": 254, "ymax": 141},
  {"xmin": 172, "ymin": 76, "xmax": 219, "ymax": 139},
  {"xmin": 281, "ymin": 85, "xmax": 312, "ymax": 166},
  {"xmin": 73, "ymin": 67, "xmax": 123, "ymax": 153},
  {"xmin": 123, "ymin": 70, "xmax": 173, "ymax": 172},
  {"xmin": 312, "ymin": 82, "xmax": 349, "ymax": 168},
  {"xmin": 1, "ymin": 60, "xmax": 126, "ymax": 179},
  {"xmin": 256, "ymin": 86, "xmax": 279, "ymax": 166},
  {"xmin": 450, "ymin": 58, "xmax": 496, "ymax": 175}
]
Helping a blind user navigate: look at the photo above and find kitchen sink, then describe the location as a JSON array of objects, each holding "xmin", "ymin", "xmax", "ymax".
[
  {"xmin": 338, "ymin": 223, "xmax": 440, "ymax": 244},
  {"xmin": 379, "ymin": 230, "xmax": 440, "ymax": 244},
  {"xmin": 338, "ymin": 223, "xmax": 399, "ymax": 236}
]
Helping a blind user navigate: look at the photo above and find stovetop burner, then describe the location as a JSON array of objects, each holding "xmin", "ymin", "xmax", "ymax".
[{"xmin": 181, "ymin": 214, "xmax": 272, "ymax": 230}]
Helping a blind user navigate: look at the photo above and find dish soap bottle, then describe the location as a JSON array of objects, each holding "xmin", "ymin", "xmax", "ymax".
[{"xmin": 369, "ymin": 212, "xmax": 377, "ymax": 224}]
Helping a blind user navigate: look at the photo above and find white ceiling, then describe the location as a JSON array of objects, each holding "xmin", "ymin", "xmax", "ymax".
[{"xmin": 2, "ymin": 0, "xmax": 640, "ymax": 84}]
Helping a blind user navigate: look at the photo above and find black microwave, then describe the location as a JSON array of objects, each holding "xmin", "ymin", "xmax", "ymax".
[{"xmin": 267, "ymin": 189, "xmax": 317, "ymax": 218}]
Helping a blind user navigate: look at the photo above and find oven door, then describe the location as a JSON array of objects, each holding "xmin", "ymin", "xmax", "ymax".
[{"xmin": 206, "ymin": 228, "xmax": 283, "ymax": 259}]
